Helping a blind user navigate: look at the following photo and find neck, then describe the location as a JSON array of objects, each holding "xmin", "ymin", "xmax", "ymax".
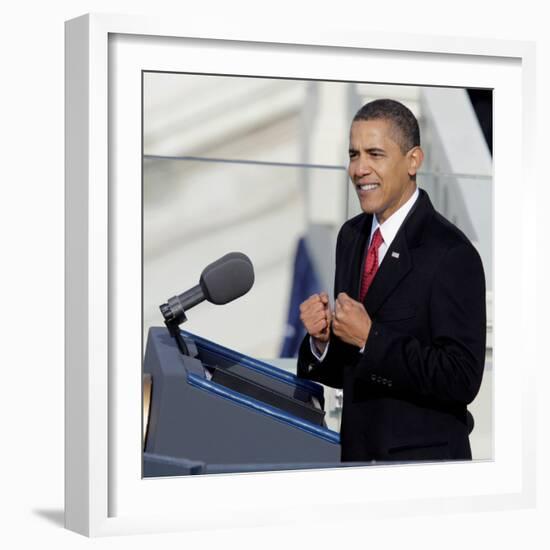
[{"xmin": 376, "ymin": 182, "xmax": 417, "ymax": 225}]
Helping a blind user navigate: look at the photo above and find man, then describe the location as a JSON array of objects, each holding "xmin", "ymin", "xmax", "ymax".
[{"xmin": 297, "ymin": 99, "xmax": 486, "ymax": 462}]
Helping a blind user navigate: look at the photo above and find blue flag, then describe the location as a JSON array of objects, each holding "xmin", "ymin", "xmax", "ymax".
[{"xmin": 280, "ymin": 237, "xmax": 322, "ymax": 358}]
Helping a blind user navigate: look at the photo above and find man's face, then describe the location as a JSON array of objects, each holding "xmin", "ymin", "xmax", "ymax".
[{"xmin": 348, "ymin": 119, "xmax": 421, "ymax": 224}]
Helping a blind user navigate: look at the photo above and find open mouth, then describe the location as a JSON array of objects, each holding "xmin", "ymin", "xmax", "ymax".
[{"xmin": 357, "ymin": 183, "xmax": 379, "ymax": 191}]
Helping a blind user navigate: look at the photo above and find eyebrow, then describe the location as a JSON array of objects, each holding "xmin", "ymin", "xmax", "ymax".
[{"xmin": 349, "ymin": 147, "xmax": 386, "ymax": 155}]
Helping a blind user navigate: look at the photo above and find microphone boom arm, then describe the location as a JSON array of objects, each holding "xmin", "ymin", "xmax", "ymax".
[{"xmin": 160, "ymin": 292, "xmax": 195, "ymax": 355}]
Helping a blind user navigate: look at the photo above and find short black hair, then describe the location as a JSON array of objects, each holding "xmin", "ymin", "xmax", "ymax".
[{"xmin": 353, "ymin": 99, "xmax": 420, "ymax": 154}]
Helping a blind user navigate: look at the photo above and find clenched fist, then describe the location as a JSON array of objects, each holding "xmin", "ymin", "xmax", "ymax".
[
  {"xmin": 299, "ymin": 292, "xmax": 332, "ymax": 353},
  {"xmin": 332, "ymin": 292, "xmax": 372, "ymax": 348}
]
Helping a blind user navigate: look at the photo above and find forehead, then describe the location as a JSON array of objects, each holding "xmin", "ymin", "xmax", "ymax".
[{"xmin": 349, "ymin": 118, "xmax": 401, "ymax": 148}]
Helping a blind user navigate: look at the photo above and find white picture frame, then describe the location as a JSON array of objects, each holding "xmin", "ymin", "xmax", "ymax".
[{"xmin": 65, "ymin": 13, "xmax": 537, "ymax": 537}]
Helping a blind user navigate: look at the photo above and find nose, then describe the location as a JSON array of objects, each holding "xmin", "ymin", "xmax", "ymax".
[{"xmin": 350, "ymin": 154, "xmax": 372, "ymax": 180}]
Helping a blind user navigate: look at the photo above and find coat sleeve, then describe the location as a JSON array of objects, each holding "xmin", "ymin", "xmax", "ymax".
[
  {"xmin": 355, "ymin": 242, "xmax": 487, "ymax": 405},
  {"xmin": 296, "ymin": 333, "xmax": 345, "ymax": 389}
]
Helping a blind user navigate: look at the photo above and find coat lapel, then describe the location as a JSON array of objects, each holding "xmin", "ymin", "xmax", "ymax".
[
  {"xmin": 362, "ymin": 189, "xmax": 433, "ymax": 316},
  {"xmin": 363, "ymin": 231, "xmax": 412, "ymax": 316}
]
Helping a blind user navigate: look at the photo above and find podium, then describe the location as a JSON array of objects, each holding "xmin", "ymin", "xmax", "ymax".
[{"xmin": 143, "ymin": 327, "xmax": 341, "ymax": 475}]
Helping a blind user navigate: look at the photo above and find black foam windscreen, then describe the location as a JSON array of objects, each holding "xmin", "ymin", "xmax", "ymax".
[{"xmin": 199, "ymin": 252, "xmax": 255, "ymax": 305}]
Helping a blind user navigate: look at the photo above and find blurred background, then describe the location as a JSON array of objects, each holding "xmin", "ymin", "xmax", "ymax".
[{"xmin": 142, "ymin": 74, "xmax": 493, "ymax": 458}]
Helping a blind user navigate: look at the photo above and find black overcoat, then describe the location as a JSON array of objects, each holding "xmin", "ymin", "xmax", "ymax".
[{"xmin": 297, "ymin": 190, "xmax": 486, "ymax": 461}]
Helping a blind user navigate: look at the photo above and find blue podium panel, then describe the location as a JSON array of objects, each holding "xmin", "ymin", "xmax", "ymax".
[{"xmin": 143, "ymin": 327, "xmax": 340, "ymax": 471}]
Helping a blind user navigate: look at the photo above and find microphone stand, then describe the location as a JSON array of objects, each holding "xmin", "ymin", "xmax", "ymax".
[{"xmin": 159, "ymin": 294, "xmax": 192, "ymax": 356}]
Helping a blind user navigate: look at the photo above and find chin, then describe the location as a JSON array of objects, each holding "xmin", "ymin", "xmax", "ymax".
[{"xmin": 359, "ymin": 198, "xmax": 380, "ymax": 215}]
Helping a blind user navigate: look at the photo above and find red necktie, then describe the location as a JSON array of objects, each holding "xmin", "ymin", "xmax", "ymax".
[{"xmin": 360, "ymin": 228, "xmax": 383, "ymax": 301}]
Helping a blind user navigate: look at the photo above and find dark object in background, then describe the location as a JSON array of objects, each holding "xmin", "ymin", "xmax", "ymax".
[{"xmin": 467, "ymin": 89, "xmax": 493, "ymax": 155}]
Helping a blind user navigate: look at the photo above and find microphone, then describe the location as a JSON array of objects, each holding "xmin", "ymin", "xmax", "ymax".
[{"xmin": 159, "ymin": 252, "xmax": 255, "ymax": 328}]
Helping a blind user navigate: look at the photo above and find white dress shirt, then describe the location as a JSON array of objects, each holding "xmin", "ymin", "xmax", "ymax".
[{"xmin": 310, "ymin": 187, "xmax": 420, "ymax": 359}]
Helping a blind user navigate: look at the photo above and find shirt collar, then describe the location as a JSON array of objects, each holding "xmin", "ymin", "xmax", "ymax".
[{"xmin": 369, "ymin": 187, "xmax": 420, "ymax": 247}]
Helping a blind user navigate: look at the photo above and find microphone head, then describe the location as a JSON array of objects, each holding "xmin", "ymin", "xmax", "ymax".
[{"xmin": 199, "ymin": 252, "xmax": 255, "ymax": 305}]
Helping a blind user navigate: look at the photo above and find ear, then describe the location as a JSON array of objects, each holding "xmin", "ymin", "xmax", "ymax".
[{"xmin": 407, "ymin": 146, "xmax": 424, "ymax": 177}]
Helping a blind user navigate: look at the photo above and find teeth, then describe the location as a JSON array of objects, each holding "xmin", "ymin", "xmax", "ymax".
[{"xmin": 359, "ymin": 184, "xmax": 378, "ymax": 191}]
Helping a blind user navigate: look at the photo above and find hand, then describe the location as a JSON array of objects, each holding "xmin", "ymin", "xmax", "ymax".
[
  {"xmin": 332, "ymin": 292, "xmax": 372, "ymax": 348},
  {"xmin": 299, "ymin": 292, "xmax": 332, "ymax": 352}
]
